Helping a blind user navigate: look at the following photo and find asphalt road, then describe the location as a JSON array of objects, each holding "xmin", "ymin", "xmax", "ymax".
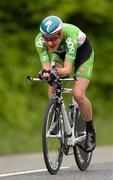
[{"xmin": 0, "ymin": 146, "xmax": 113, "ymax": 180}]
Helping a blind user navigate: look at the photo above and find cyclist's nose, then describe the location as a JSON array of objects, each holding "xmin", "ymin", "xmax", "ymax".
[{"xmin": 48, "ymin": 41, "xmax": 53, "ymax": 46}]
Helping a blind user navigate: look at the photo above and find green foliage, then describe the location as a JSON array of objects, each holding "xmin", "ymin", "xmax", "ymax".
[{"xmin": 0, "ymin": 0, "xmax": 113, "ymax": 154}]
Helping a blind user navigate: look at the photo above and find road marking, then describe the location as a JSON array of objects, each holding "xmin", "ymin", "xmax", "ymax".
[{"xmin": 0, "ymin": 167, "xmax": 69, "ymax": 177}]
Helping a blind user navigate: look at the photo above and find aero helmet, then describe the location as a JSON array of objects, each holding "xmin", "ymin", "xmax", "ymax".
[{"xmin": 40, "ymin": 15, "xmax": 63, "ymax": 36}]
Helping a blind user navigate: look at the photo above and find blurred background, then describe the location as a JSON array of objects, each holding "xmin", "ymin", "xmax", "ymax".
[{"xmin": 0, "ymin": 0, "xmax": 113, "ymax": 155}]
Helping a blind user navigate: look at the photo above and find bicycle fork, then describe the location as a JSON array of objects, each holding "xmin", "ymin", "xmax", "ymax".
[
  {"xmin": 61, "ymin": 102, "xmax": 86, "ymax": 147},
  {"xmin": 61, "ymin": 101, "xmax": 72, "ymax": 136},
  {"xmin": 61, "ymin": 102, "xmax": 76, "ymax": 147}
]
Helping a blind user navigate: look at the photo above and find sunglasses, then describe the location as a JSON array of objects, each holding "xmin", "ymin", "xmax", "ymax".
[{"xmin": 42, "ymin": 33, "xmax": 61, "ymax": 42}]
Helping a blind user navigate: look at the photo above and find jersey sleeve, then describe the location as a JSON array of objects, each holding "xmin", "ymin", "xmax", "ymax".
[
  {"xmin": 35, "ymin": 34, "xmax": 50, "ymax": 65},
  {"xmin": 64, "ymin": 37, "xmax": 78, "ymax": 64},
  {"xmin": 62, "ymin": 24, "xmax": 81, "ymax": 64}
]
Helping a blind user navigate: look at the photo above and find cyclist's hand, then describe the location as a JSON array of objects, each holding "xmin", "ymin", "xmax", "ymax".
[
  {"xmin": 49, "ymin": 68, "xmax": 58, "ymax": 81},
  {"xmin": 48, "ymin": 68, "xmax": 59, "ymax": 85},
  {"xmin": 38, "ymin": 69, "xmax": 50, "ymax": 80}
]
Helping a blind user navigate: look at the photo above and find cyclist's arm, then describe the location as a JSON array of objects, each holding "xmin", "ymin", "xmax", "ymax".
[
  {"xmin": 42, "ymin": 63, "xmax": 51, "ymax": 70},
  {"xmin": 56, "ymin": 33, "xmax": 78, "ymax": 77},
  {"xmin": 56, "ymin": 44, "xmax": 76, "ymax": 77},
  {"xmin": 35, "ymin": 33, "xmax": 50, "ymax": 66},
  {"xmin": 35, "ymin": 46, "xmax": 51, "ymax": 71},
  {"xmin": 56, "ymin": 61, "xmax": 73, "ymax": 77}
]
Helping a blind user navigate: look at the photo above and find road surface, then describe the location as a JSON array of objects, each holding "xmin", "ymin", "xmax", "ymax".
[{"xmin": 0, "ymin": 146, "xmax": 113, "ymax": 180}]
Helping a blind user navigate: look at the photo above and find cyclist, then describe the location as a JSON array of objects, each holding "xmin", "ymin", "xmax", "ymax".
[{"xmin": 35, "ymin": 15, "xmax": 96, "ymax": 152}]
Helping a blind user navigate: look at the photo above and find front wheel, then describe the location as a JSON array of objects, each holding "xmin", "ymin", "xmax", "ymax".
[
  {"xmin": 42, "ymin": 97, "xmax": 64, "ymax": 174},
  {"xmin": 73, "ymin": 109, "xmax": 92, "ymax": 171}
]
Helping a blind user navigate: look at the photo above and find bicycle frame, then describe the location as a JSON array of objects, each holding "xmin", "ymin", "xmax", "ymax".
[
  {"xmin": 27, "ymin": 76, "xmax": 86, "ymax": 146},
  {"xmin": 61, "ymin": 87, "xmax": 86, "ymax": 146}
]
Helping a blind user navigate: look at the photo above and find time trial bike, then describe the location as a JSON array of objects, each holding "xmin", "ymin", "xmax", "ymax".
[{"xmin": 27, "ymin": 69, "xmax": 92, "ymax": 175}]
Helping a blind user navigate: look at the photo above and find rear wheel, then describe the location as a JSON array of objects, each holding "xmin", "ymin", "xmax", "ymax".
[
  {"xmin": 42, "ymin": 98, "xmax": 64, "ymax": 174},
  {"xmin": 73, "ymin": 108, "xmax": 92, "ymax": 171}
]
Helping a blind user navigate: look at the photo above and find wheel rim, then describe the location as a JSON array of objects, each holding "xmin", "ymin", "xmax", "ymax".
[
  {"xmin": 74, "ymin": 113, "xmax": 92, "ymax": 170},
  {"xmin": 44, "ymin": 104, "xmax": 63, "ymax": 171}
]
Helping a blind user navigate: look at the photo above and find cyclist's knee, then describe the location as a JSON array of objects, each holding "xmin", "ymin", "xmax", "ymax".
[{"xmin": 72, "ymin": 88, "xmax": 85, "ymax": 105}]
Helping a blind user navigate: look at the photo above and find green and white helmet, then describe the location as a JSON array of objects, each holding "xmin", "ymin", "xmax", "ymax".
[{"xmin": 40, "ymin": 15, "xmax": 63, "ymax": 36}]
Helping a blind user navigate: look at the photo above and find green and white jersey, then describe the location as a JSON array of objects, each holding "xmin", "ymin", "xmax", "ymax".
[{"xmin": 35, "ymin": 23, "xmax": 86, "ymax": 65}]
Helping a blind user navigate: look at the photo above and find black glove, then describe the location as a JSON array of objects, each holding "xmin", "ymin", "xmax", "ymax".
[
  {"xmin": 48, "ymin": 68, "xmax": 59, "ymax": 85},
  {"xmin": 38, "ymin": 69, "xmax": 50, "ymax": 80},
  {"xmin": 49, "ymin": 68, "xmax": 58, "ymax": 81}
]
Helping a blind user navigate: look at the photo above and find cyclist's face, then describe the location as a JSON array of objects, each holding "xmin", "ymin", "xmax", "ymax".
[{"xmin": 42, "ymin": 33, "xmax": 61, "ymax": 52}]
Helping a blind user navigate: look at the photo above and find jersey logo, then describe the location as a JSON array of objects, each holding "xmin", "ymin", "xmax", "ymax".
[
  {"xmin": 36, "ymin": 37, "xmax": 44, "ymax": 48},
  {"xmin": 45, "ymin": 20, "xmax": 52, "ymax": 32},
  {"xmin": 42, "ymin": 55, "xmax": 48, "ymax": 62},
  {"xmin": 66, "ymin": 37, "xmax": 74, "ymax": 53}
]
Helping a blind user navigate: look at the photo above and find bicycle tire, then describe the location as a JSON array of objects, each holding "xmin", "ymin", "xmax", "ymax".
[
  {"xmin": 42, "ymin": 97, "xmax": 64, "ymax": 174},
  {"xmin": 73, "ymin": 108, "xmax": 92, "ymax": 171}
]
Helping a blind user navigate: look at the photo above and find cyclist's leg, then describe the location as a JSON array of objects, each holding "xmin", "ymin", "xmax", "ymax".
[
  {"xmin": 72, "ymin": 80, "xmax": 96, "ymax": 152},
  {"xmin": 72, "ymin": 77, "xmax": 92, "ymax": 121},
  {"xmin": 72, "ymin": 52, "xmax": 94, "ymax": 121},
  {"xmin": 72, "ymin": 53, "xmax": 96, "ymax": 152}
]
